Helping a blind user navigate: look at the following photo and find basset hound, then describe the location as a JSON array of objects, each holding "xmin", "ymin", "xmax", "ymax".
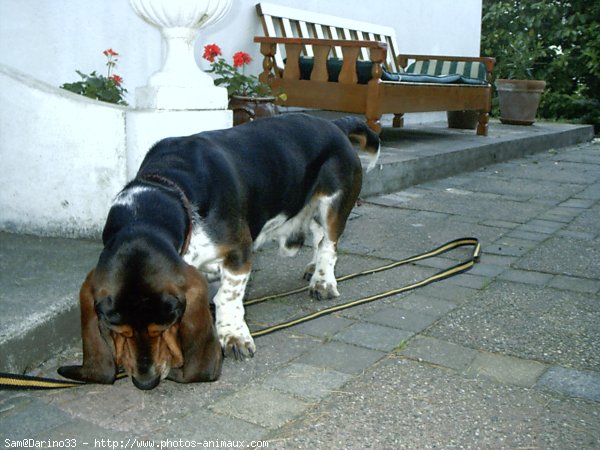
[{"xmin": 59, "ymin": 113, "xmax": 380, "ymax": 390}]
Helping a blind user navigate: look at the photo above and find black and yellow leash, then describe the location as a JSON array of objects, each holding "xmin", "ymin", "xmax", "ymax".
[
  {"xmin": 250, "ymin": 237, "xmax": 480, "ymax": 337},
  {"xmin": 0, "ymin": 237, "xmax": 480, "ymax": 390}
]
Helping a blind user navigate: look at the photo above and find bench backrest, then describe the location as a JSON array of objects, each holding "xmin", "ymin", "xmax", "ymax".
[{"xmin": 256, "ymin": 2, "xmax": 400, "ymax": 72}]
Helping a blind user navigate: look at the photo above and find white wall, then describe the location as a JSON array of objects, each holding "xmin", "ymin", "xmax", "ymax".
[
  {"xmin": 0, "ymin": 1, "xmax": 482, "ymax": 104},
  {"xmin": 196, "ymin": 0, "xmax": 483, "ymax": 76},
  {"xmin": 0, "ymin": 65, "xmax": 128, "ymax": 237},
  {"xmin": 0, "ymin": 0, "xmax": 162, "ymax": 106},
  {"xmin": 0, "ymin": 0, "xmax": 482, "ymax": 237}
]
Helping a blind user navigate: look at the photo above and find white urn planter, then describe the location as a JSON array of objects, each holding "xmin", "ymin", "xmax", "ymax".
[{"xmin": 130, "ymin": 0, "xmax": 233, "ymax": 110}]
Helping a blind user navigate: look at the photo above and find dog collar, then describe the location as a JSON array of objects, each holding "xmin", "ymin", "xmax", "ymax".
[{"xmin": 140, "ymin": 174, "xmax": 194, "ymax": 256}]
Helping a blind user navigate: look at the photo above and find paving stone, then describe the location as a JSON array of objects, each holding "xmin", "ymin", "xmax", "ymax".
[
  {"xmin": 467, "ymin": 262, "xmax": 507, "ymax": 277},
  {"xmin": 392, "ymin": 293, "xmax": 457, "ymax": 316},
  {"xmin": 536, "ymin": 211, "xmax": 576, "ymax": 224},
  {"xmin": 484, "ymin": 242, "xmax": 532, "ymax": 257},
  {"xmin": 494, "ymin": 236, "xmax": 540, "ymax": 249},
  {"xmin": 0, "ymin": 396, "xmax": 74, "ymax": 441},
  {"xmin": 515, "ymin": 235, "xmax": 600, "ymax": 279},
  {"xmin": 543, "ymin": 206, "xmax": 582, "ymax": 218},
  {"xmin": 295, "ymin": 341, "xmax": 385, "ymax": 374},
  {"xmin": 364, "ymin": 305, "xmax": 439, "ymax": 332},
  {"xmin": 399, "ymin": 335, "xmax": 478, "ymax": 371},
  {"xmin": 465, "ymin": 352, "xmax": 547, "ymax": 388},
  {"xmin": 480, "ymin": 219, "xmax": 522, "ymax": 229},
  {"xmin": 557, "ymin": 230, "xmax": 598, "ymax": 240},
  {"xmin": 444, "ymin": 273, "xmax": 490, "ymax": 290},
  {"xmin": 263, "ymin": 363, "xmax": 353, "ymax": 401},
  {"xmin": 413, "ymin": 255, "xmax": 462, "ymax": 270},
  {"xmin": 497, "ymin": 269, "xmax": 554, "ymax": 286},
  {"xmin": 160, "ymin": 410, "xmax": 267, "ymax": 441},
  {"xmin": 34, "ymin": 418, "xmax": 130, "ymax": 444},
  {"xmin": 519, "ymin": 219, "xmax": 566, "ymax": 234},
  {"xmin": 429, "ymin": 281, "xmax": 600, "ymax": 371},
  {"xmin": 548, "ymin": 275, "xmax": 600, "ymax": 294},
  {"xmin": 245, "ymin": 298, "xmax": 300, "ymax": 326},
  {"xmin": 334, "ymin": 322, "xmax": 414, "ymax": 351},
  {"xmin": 418, "ymin": 283, "xmax": 479, "ymax": 304},
  {"xmin": 478, "ymin": 253, "xmax": 518, "ymax": 267},
  {"xmin": 291, "ymin": 314, "xmax": 355, "ymax": 338},
  {"xmin": 505, "ymin": 229, "xmax": 551, "ymax": 241},
  {"xmin": 560, "ymin": 198, "xmax": 596, "ymax": 208},
  {"xmin": 537, "ymin": 367, "xmax": 600, "ymax": 402},
  {"xmin": 272, "ymin": 355, "xmax": 600, "ymax": 450},
  {"xmin": 367, "ymin": 191, "xmax": 422, "ymax": 206},
  {"xmin": 210, "ymin": 386, "xmax": 310, "ymax": 429}
]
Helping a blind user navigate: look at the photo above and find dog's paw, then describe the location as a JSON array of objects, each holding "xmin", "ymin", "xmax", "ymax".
[
  {"xmin": 303, "ymin": 263, "xmax": 315, "ymax": 281},
  {"xmin": 219, "ymin": 326, "xmax": 256, "ymax": 361},
  {"xmin": 309, "ymin": 280, "xmax": 340, "ymax": 301}
]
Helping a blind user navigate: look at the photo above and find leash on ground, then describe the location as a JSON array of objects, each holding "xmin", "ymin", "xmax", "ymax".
[{"xmin": 0, "ymin": 237, "xmax": 480, "ymax": 390}]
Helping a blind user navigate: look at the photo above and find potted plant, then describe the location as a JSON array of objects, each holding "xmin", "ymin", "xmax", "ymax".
[
  {"xmin": 491, "ymin": 33, "xmax": 546, "ymax": 125},
  {"xmin": 60, "ymin": 48, "xmax": 128, "ymax": 105},
  {"xmin": 203, "ymin": 44, "xmax": 285, "ymax": 125}
]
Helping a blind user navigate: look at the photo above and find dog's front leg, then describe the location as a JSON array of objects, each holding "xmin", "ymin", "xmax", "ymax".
[{"xmin": 214, "ymin": 260, "xmax": 255, "ymax": 360}]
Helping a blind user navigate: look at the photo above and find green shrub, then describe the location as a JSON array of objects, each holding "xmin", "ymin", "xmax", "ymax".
[{"xmin": 481, "ymin": 0, "xmax": 600, "ymax": 132}]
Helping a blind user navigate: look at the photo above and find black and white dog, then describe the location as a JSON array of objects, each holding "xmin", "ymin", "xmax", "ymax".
[{"xmin": 61, "ymin": 114, "xmax": 379, "ymax": 388}]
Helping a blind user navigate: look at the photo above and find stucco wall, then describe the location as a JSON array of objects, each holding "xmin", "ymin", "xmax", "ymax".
[
  {"xmin": 0, "ymin": 65, "xmax": 128, "ymax": 237},
  {"xmin": 0, "ymin": 1, "xmax": 482, "ymax": 105},
  {"xmin": 0, "ymin": 0, "xmax": 483, "ymax": 237}
]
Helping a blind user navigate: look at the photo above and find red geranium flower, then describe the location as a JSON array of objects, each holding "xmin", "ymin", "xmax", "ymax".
[
  {"xmin": 232, "ymin": 51, "xmax": 252, "ymax": 67},
  {"xmin": 103, "ymin": 48, "xmax": 119, "ymax": 57},
  {"xmin": 203, "ymin": 44, "xmax": 222, "ymax": 62},
  {"xmin": 110, "ymin": 74, "xmax": 123, "ymax": 86}
]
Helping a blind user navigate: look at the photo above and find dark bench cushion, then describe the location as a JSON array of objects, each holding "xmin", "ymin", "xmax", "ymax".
[{"xmin": 295, "ymin": 57, "xmax": 488, "ymax": 85}]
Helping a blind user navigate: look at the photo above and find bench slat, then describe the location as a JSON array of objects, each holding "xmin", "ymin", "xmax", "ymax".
[
  {"xmin": 257, "ymin": 2, "xmax": 397, "ymax": 41},
  {"xmin": 328, "ymin": 26, "xmax": 342, "ymax": 58},
  {"xmin": 254, "ymin": 36, "xmax": 387, "ymax": 50},
  {"xmin": 297, "ymin": 21, "xmax": 314, "ymax": 57},
  {"xmin": 259, "ymin": 14, "xmax": 284, "ymax": 68},
  {"xmin": 257, "ymin": 1, "xmax": 399, "ymax": 69},
  {"xmin": 280, "ymin": 17, "xmax": 294, "ymax": 37}
]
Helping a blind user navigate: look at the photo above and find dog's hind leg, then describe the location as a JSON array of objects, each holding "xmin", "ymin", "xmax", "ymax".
[
  {"xmin": 308, "ymin": 162, "xmax": 362, "ymax": 300},
  {"xmin": 303, "ymin": 219, "xmax": 323, "ymax": 281},
  {"xmin": 307, "ymin": 192, "xmax": 345, "ymax": 300}
]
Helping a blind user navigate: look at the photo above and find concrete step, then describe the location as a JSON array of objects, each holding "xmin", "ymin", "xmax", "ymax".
[
  {"xmin": 362, "ymin": 120, "xmax": 594, "ymax": 196},
  {"xmin": 0, "ymin": 120, "xmax": 594, "ymax": 374}
]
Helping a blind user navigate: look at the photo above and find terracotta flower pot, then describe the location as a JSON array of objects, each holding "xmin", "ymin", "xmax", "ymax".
[
  {"xmin": 495, "ymin": 79, "xmax": 546, "ymax": 125},
  {"xmin": 228, "ymin": 95, "xmax": 279, "ymax": 126}
]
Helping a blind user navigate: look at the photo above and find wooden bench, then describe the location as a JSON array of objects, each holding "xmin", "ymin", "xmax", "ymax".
[{"xmin": 254, "ymin": 2, "xmax": 495, "ymax": 135}]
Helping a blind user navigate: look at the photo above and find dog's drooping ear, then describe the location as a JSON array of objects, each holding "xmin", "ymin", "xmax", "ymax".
[
  {"xmin": 167, "ymin": 266, "xmax": 223, "ymax": 383},
  {"xmin": 58, "ymin": 270, "xmax": 118, "ymax": 384}
]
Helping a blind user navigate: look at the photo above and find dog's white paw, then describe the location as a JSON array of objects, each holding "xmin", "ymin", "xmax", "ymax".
[
  {"xmin": 219, "ymin": 324, "xmax": 255, "ymax": 361},
  {"xmin": 309, "ymin": 279, "xmax": 340, "ymax": 300}
]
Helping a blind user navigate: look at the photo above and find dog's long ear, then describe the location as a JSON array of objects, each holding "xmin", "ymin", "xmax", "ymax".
[
  {"xmin": 58, "ymin": 270, "xmax": 117, "ymax": 384},
  {"xmin": 168, "ymin": 266, "xmax": 222, "ymax": 383}
]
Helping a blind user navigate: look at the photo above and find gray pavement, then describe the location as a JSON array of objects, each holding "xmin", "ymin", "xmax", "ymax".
[{"xmin": 1, "ymin": 120, "xmax": 599, "ymax": 449}]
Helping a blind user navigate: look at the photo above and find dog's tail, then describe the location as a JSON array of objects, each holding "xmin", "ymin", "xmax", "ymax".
[{"xmin": 332, "ymin": 117, "xmax": 381, "ymax": 172}]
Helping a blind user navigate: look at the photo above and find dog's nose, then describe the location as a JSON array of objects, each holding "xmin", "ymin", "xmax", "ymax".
[{"xmin": 132, "ymin": 374, "xmax": 161, "ymax": 390}]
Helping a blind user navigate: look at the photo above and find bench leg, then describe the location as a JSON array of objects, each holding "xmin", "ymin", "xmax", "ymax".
[
  {"xmin": 477, "ymin": 111, "xmax": 489, "ymax": 136},
  {"xmin": 393, "ymin": 113, "xmax": 404, "ymax": 128}
]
